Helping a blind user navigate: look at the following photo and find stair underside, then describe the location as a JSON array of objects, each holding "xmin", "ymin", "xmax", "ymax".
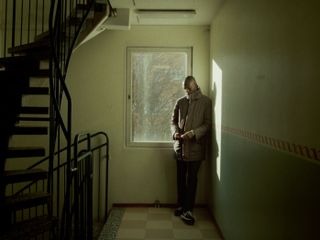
[
  {"xmin": 4, "ymin": 169, "xmax": 48, "ymax": 184},
  {"xmin": 20, "ymin": 106, "xmax": 49, "ymax": 114},
  {"xmin": 16, "ymin": 116, "xmax": 50, "ymax": 121},
  {"xmin": 0, "ymin": 55, "xmax": 40, "ymax": 70},
  {"xmin": 23, "ymin": 87, "xmax": 49, "ymax": 95},
  {"xmin": 0, "ymin": 216, "xmax": 57, "ymax": 240},
  {"xmin": 8, "ymin": 39, "xmax": 50, "ymax": 55},
  {"xmin": 5, "ymin": 192, "xmax": 51, "ymax": 210},
  {"xmin": 0, "ymin": 69, "xmax": 50, "ymax": 78},
  {"xmin": 7, "ymin": 147, "xmax": 46, "ymax": 158},
  {"xmin": 13, "ymin": 126, "xmax": 48, "ymax": 135}
]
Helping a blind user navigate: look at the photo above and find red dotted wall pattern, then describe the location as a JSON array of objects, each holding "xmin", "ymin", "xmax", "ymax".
[{"xmin": 222, "ymin": 126, "xmax": 320, "ymax": 163}]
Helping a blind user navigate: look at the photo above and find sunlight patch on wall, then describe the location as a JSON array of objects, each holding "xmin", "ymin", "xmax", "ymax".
[{"xmin": 212, "ymin": 59, "xmax": 222, "ymax": 180}]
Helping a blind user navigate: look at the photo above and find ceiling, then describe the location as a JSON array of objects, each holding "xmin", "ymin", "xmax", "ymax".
[{"xmin": 106, "ymin": 0, "xmax": 223, "ymax": 29}]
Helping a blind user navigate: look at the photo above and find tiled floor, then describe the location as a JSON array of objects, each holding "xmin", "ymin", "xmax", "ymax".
[{"xmin": 115, "ymin": 207, "xmax": 223, "ymax": 240}]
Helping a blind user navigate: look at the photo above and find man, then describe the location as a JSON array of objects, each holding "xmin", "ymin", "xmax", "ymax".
[{"xmin": 171, "ymin": 75, "xmax": 212, "ymax": 225}]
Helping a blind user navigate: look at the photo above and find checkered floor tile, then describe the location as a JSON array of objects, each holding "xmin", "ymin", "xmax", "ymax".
[{"xmin": 99, "ymin": 207, "xmax": 223, "ymax": 240}]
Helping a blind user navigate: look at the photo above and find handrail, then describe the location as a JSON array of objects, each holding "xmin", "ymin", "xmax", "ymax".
[
  {"xmin": 26, "ymin": 131, "xmax": 109, "ymax": 227},
  {"xmin": 73, "ymin": 132, "xmax": 92, "ymax": 239},
  {"xmin": 1, "ymin": 0, "xmax": 50, "ymax": 58},
  {"xmin": 48, "ymin": 3, "xmax": 98, "ymax": 238},
  {"xmin": 27, "ymin": 131, "xmax": 108, "ymax": 169},
  {"xmin": 1, "ymin": 1, "xmax": 110, "ymax": 238}
]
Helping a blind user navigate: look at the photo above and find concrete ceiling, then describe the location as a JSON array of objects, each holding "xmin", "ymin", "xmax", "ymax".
[{"xmin": 106, "ymin": 0, "xmax": 223, "ymax": 29}]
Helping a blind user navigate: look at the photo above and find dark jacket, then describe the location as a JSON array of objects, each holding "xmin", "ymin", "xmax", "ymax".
[{"xmin": 171, "ymin": 88, "xmax": 212, "ymax": 161}]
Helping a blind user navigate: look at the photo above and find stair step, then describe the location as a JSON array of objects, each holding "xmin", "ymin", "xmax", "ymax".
[
  {"xmin": 23, "ymin": 87, "xmax": 49, "ymax": 95},
  {"xmin": 7, "ymin": 147, "xmax": 45, "ymax": 158},
  {"xmin": 78, "ymin": 2, "xmax": 105, "ymax": 11},
  {"xmin": 8, "ymin": 39, "xmax": 50, "ymax": 55},
  {"xmin": 16, "ymin": 116, "xmax": 50, "ymax": 122},
  {"xmin": 76, "ymin": 3, "xmax": 89, "ymax": 10},
  {"xmin": 77, "ymin": 2, "xmax": 107, "ymax": 12},
  {"xmin": 3, "ymin": 169, "xmax": 48, "ymax": 184},
  {"xmin": 68, "ymin": 15, "xmax": 83, "ymax": 26},
  {"xmin": 95, "ymin": 2, "xmax": 107, "ymax": 12},
  {"xmin": 0, "ymin": 216, "xmax": 57, "ymax": 240},
  {"xmin": 67, "ymin": 9, "xmax": 96, "ymax": 25},
  {"xmin": 0, "ymin": 70, "xmax": 30, "ymax": 83},
  {"xmin": 31, "ymin": 69, "xmax": 50, "ymax": 77},
  {"xmin": 0, "ymin": 69, "xmax": 49, "ymax": 78},
  {"xmin": 0, "ymin": 55, "xmax": 40, "ymax": 70},
  {"xmin": 5, "ymin": 192, "xmax": 51, "ymax": 210},
  {"xmin": 23, "ymin": 50, "xmax": 51, "ymax": 59},
  {"xmin": 13, "ymin": 126, "xmax": 48, "ymax": 135},
  {"xmin": 34, "ymin": 31, "xmax": 50, "ymax": 42},
  {"xmin": 74, "ymin": 4, "xmax": 95, "ymax": 18},
  {"xmin": 20, "ymin": 106, "xmax": 49, "ymax": 114}
]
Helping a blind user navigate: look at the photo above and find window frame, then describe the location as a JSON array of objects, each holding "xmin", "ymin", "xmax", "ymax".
[{"xmin": 125, "ymin": 46, "xmax": 193, "ymax": 148}]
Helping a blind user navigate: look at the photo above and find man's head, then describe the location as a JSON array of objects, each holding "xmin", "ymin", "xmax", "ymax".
[{"xmin": 183, "ymin": 76, "xmax": 199, "ymax": 95}]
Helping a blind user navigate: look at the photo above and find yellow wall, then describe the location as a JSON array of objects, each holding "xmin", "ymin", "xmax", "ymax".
[{"xmin": 67, "ymin": 25, "xmax": 211, "ymax": 209}]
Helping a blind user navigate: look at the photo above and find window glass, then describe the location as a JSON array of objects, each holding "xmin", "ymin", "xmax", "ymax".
[{"xmin": 126, "ymin": 47, "xmax": 192, "ymax": 147}]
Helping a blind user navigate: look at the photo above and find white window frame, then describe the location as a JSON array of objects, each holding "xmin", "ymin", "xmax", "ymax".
[{"xmin": 126, "ymin": 47, "xmax": 193, "ymax": 148}]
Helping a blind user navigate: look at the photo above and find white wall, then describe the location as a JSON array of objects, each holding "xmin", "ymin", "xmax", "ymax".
[
  {"xmin": 67, "ymin": 25, "xmax": 211, "ymax": 209},
  {"xmin": 210, "ymin": 0, "xmax": 320, "ymax": 239}
]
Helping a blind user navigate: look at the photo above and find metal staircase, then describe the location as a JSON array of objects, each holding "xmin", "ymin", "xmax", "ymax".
[
  {"xmin": 0, "ymin": 0, "xmax": 111, "ymax": 239},
  {"xmin": 0, "ymin": 45, "xmax": 54, "ymax": 239}
]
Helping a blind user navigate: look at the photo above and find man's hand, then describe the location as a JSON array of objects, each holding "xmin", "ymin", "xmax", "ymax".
[
  {"xmin": 174, "ymin": 132, "xmax": 182, "ymax": 140},
  {"xmin": 181, "ymin": 130, "xmax": 195, "ymax": 140}
]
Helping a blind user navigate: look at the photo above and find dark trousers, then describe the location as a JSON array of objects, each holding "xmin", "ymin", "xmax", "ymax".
[{"xmin": 176, "ymin": 159, "xmax": 202, "ymax": 212}]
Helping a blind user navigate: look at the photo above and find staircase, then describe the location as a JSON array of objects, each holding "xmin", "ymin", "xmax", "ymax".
[
  {"xmin": 0, "ymin": 0, "xmax": 111, "ymax": 239},
  {"xmin": 0, "ymin": 47, "xmax": 55, "ymax": 239}
]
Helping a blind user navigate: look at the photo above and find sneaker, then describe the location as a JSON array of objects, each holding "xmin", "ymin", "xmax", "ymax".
[
  {"xmin": 174, "ymin": 207, "xmax": 184, "ymax": 216},
  {"xmin": 180, "ymin": 211, "xmax": 195, "ymax": 225}
]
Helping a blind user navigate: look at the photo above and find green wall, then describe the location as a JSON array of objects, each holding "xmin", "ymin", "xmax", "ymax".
[
  {"xmin": 215, "ymin": 133, "xmax": 320, "ymax": 239},
  {"xmin": 210, "ymin": 0, "xmax": 320, "ymax": 239}
]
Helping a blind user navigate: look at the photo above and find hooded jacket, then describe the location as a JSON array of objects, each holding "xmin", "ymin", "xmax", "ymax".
[{"xmin": 171, "ymin": 88, "xmax": 212, "ymax": 161}]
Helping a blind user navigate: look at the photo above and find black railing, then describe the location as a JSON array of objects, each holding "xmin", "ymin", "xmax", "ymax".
[
  {"xmin": 48, "ymin": 1, "xmax": 98, "ymax": 238},
  {"xmin": 1, "ymin": 0, "xmax": 111, "ymax": 238},
  {"xmin": 6, "ymin": 131, "xmax": 110, "ymax": 238},
  {"xmin": 48, "ymin": 3, "xmax": 97, "ymax": 230},
  {"xmin": 72, "ymin": 133, "xmax": 93, "ymax": 239},
  {"xmin": 1, "ymin": 0, "xmax": 50, "ymax": 58}
]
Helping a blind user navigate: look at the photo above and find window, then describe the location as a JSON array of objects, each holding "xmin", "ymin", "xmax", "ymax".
[{"xmin": 126, "ymin": 47, "xmax": 192, "ymax": 147}]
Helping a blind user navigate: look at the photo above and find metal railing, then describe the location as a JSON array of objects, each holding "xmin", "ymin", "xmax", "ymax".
[
  {"xmin": 1, "ymin": 0, "xmax": 50, "ymax": 58},
  {"xmin": 1, "ymin": 1, "xmax": 110, "ymax": 238},
  {"xmin": 48, "ymin": 3, "xmax": 99, "ymax": 228},
  {"xmin": 6, "ymin": 131, "xmax": 109, "ymax": 238}
]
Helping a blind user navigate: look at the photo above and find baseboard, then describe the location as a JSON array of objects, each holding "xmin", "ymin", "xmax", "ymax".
[{"xmin": 112, "ymin": 203, "xmax": 208, "ymax": 208}]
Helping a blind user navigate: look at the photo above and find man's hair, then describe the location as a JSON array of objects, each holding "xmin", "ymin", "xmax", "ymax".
[
  {"xmin": 184, "ymin": 76, "xmax": 198, "ymax": 89},
  {"xmin": 185, "ymin": 75, "xmax": 195, "ymax": 83}
]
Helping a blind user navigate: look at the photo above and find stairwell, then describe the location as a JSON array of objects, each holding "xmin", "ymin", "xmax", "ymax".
[{"xmin": 0, "ymin": 0, "xmax": 111, "ymax": 239}]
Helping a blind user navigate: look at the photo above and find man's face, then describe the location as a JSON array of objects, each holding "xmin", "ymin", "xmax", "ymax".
[{"xmin": 183, "ymin": 80, "xmax": 197, "ymax": 95}]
